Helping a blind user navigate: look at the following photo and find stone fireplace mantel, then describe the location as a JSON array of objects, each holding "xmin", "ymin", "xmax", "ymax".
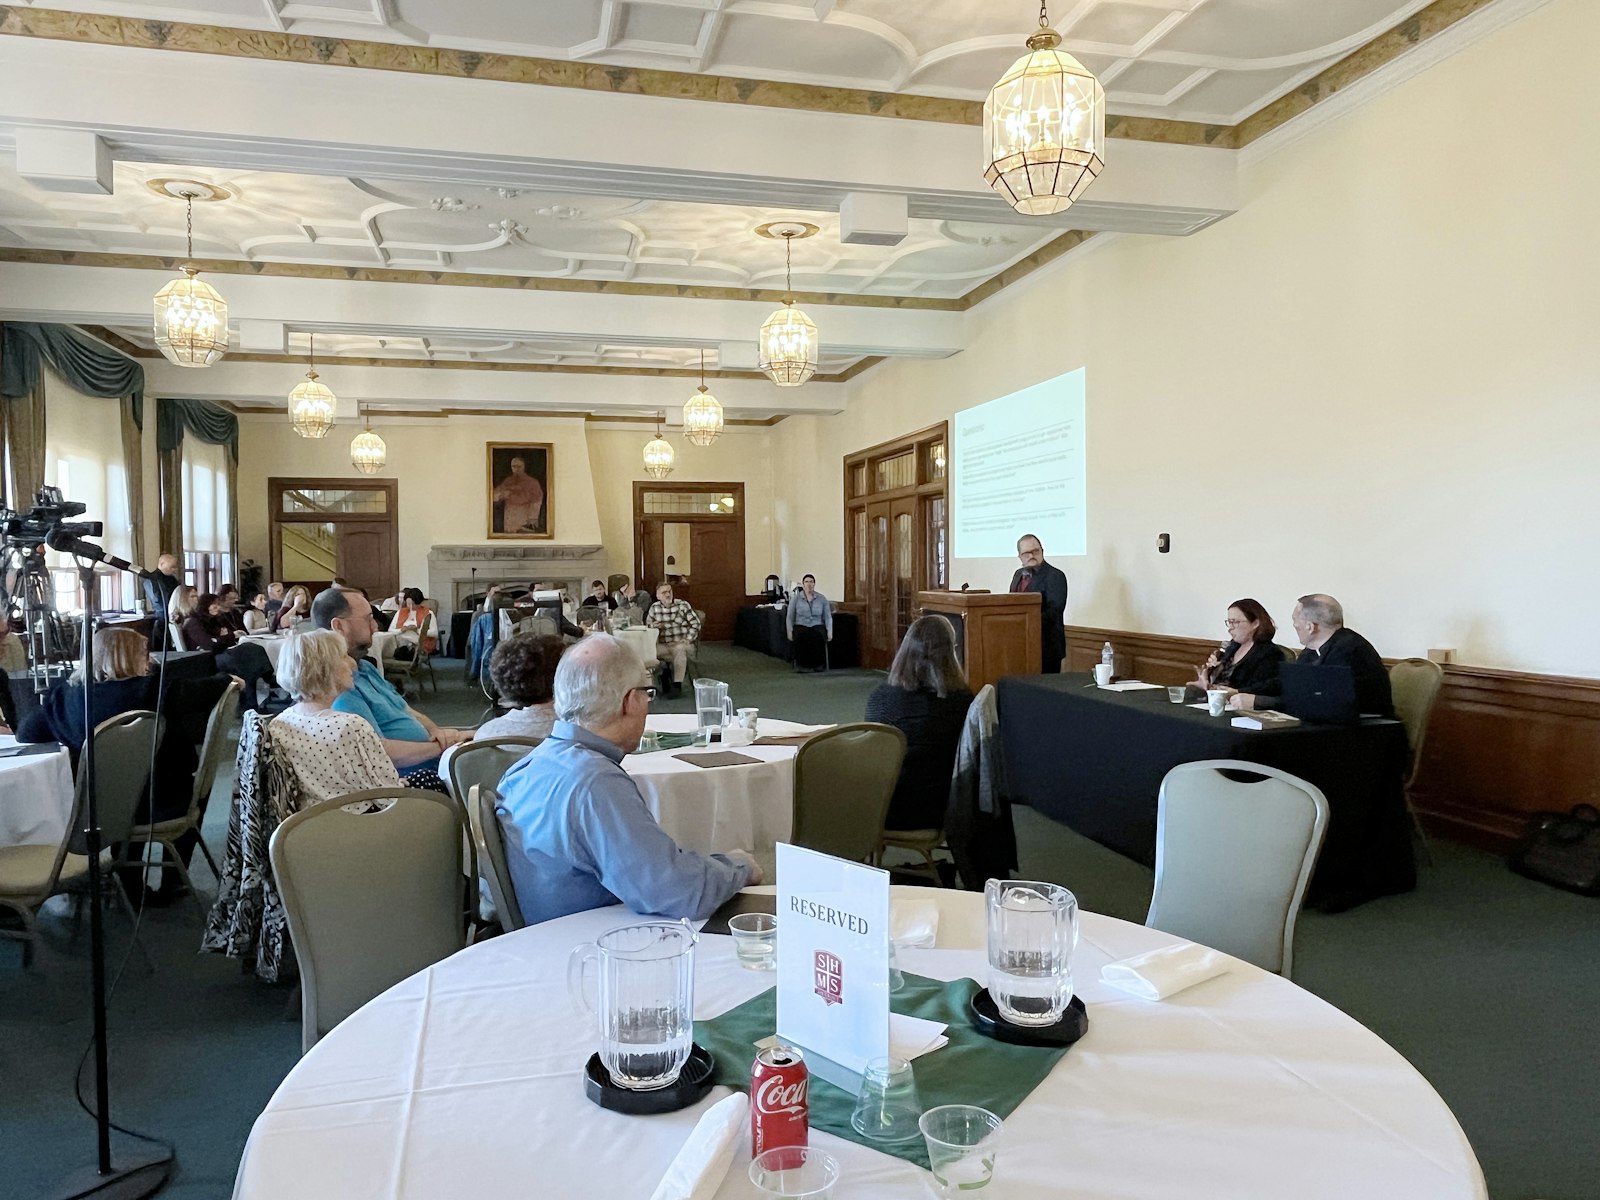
[{"xmin": 428, "ymin": 543, "xmax": 609, "ymax": 610}]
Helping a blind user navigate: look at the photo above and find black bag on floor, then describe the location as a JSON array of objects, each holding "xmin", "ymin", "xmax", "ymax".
[{"xmin": 1508, "ymin": 804, "xmax": 1600, "ymax": 896}]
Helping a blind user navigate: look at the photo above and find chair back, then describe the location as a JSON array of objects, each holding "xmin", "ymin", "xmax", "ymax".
[
  {"xmin": 471, "ymin": 785, "xmax": 525, "ymax": 931},
  {"xmin": 168, "ymin": 621, "xmax": 187, "ymax": 652},
  {"xmin": 1146, "ymin": 760, "xmax": 1328, "ymax": 977},
  {"xmin": 189, "ymin": 679, "xmax": 244, "ymax": 819},
  {"xmin": 270, "ymin": 788, "xmax": 466, "ymax": 1052},
  {"xmin": 1389, "ymin": 657, "xmax": 1444, "ymax": 783},
  {"xmin": 607, "ymin": 573, "xmax": 630, "ymax": 596},
  {"xmin": 443, "ymin": 737, "xmax": 543, "ymax": 803},
  {"xmin": 791, "ymin": 723, "xmax": 907, "ymax": 863},
  {"xmin": 1278, "ymin": 644, "xmax": 1298, "ymax": 662},
  {"xmin": 70, "ymin": 710, "xmax": 166, "ymax": 853}
]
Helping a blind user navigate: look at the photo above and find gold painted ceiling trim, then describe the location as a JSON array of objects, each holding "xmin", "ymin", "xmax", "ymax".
[{"xmin": 0, "ymin": 0, "xmax": 1502, "ymax": 148}]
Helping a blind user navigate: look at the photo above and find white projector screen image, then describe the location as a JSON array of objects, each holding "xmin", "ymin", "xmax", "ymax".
[{"xmin": 951, "ymin": 368, "xmax": 1087, "ymax": 560}]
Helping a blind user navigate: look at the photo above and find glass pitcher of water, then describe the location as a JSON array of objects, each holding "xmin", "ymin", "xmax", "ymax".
[
  {"xmin": 985, "ymin": 879, "xmax": 1079, "ymax": 1027},
  {"xmin": 693, "ymin": 678, "xmax": 734, "ymax": 742},
  {"xmin": 568, "ymin": 921, "xmax": 697, "ymax": 1090}
]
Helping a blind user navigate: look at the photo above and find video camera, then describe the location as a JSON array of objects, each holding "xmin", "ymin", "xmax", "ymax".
[{"xmin": 0, "ymin": 485, "xmax": 102, "ymax": 548}]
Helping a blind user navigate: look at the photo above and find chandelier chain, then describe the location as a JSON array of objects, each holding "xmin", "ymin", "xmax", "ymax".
[
  {"xmin": 700, "ymin": 347, "xmax": 706, "ymax": 386},
  {"xmin": 784, "ymin": 231, "xmax": 793, "ymax": 301},
  {"xmin": 185, "ymin": 195, "xmax": 194, "ymax": 260},
  {"xmin": 1038, "ymin": 1, "xmax": 1049, "ymax": 28}
]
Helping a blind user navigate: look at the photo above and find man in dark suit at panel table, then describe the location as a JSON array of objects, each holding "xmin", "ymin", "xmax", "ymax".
[
  {"xmin": 1233, "ymin": 593, "xmax": 1395, "ymax": 718},
  {"xmin": 1009, "ymin": 533, "xmax": 1068, "ymax": 674}
]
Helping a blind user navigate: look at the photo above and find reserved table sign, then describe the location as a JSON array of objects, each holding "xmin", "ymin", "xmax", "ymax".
[{"xmin": 774, "ymin": 843, "xmax": 891, "ymax": 1093}]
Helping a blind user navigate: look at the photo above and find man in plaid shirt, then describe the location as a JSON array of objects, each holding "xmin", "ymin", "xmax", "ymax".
[{"xmin": 646, "ymin": 580, "xmax": 702, "ymax": 697}]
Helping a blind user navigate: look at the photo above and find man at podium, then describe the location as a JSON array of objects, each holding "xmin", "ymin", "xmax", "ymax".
[{"xmin": 1009, "ymin": 533, "xmax": 1068, "ymax": 673}]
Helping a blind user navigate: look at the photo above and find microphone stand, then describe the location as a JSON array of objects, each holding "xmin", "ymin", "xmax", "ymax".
[{"xmin": 54, "ymin": 552, "xmax": 172, "ymax": 1200}]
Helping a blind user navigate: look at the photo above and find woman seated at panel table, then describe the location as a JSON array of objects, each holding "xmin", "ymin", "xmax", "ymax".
[
  {"xmin": 1192, "ymin": 597, "xmax": 1284, "ymax": 695},
  {"xmin": 864, "ymin": 615, "xmax": 974, "ymax": 831},
  {"xmin": 476, "ymin": 632, "xmax": 564, "ymax": 741}
]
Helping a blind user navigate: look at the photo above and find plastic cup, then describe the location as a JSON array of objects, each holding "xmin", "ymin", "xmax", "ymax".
[
  {"xmin": 919, "ymin": 1105, "xmax": 1004, "ymax": 1197},
  {"xmin": 749, "ymin": 1147, "xmax": 839, "ymax": 1200},
  {"xmin": 1206, "ymin": 688, "xmax": 1229, "ymax": 717},
  {"xmin": 737, "ymin": 706, "xmax": 760, "ymax": 732},
  {"xmin": 1167, "ymin": 685, "xmax": 1187, "ymax": 704},
  {"xmin": 850, "ymin": 1056, "xmax": 923, "ymax": 1143},
  {"xmin": 728, "ymin": 912, "xmax": 777, "ymax": 970},
  {"xmin": 1093, "ymin": 663, "xmax": 1113, "ymax": 686}
]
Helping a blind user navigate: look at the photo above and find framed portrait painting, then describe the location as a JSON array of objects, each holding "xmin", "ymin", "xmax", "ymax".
[{"xmin": 486, "ymin": 443, "xmax": 553, "ymax": 539}]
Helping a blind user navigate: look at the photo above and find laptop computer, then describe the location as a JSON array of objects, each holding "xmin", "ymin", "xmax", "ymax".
[{"xmin": 1276, "ymin": 662, "xmax": 1360, "ymax": 724}]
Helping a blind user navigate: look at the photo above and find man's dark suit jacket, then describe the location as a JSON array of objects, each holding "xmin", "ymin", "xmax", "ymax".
[
  {"xmin": 1257, "ymin": 626, "xmax": 1394, "ymax": 718},
  {"xmin": 1008, "ymin": 559, "xmax": 1068, "ymax": 674}
]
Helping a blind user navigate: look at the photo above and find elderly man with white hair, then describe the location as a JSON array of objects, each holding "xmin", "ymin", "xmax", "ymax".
[
  {"xmin": 495, "ymin": 633, "xmax": 762, "ymax": 924},
  {"xmin": 1232, "ymin": 593, "xmax": 1394, "ymax": 718}
]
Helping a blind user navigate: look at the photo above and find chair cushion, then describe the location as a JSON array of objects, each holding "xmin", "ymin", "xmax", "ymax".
[
  {"xmin": 882, "ymin": 828, "xmax": 943, "ymax": 848},
  {"xmin": 0, "ymin": 846, "xmax": 90, "ymax": 899}
]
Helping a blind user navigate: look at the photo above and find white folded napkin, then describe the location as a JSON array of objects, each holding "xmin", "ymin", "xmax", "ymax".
[
  {"xmin": 1100, "ymin": 943, "xmax": 1229, "ymax": 1001},
  {"xmin": 890, "ymin": 898, "xmax": 940, "ymax": 949},
  {"xmin": 649, "ymin": 1092, "xmax": 748, "ymax": 1200},
  {"xmin": 889, "ymin": 1012, "xmax": 949, "ymax": 1060}
]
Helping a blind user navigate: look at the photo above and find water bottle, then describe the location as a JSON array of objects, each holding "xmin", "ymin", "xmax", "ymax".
[{"xmin": 1101, "ymin": 641, "xmax": 1114, "ymax": 667}]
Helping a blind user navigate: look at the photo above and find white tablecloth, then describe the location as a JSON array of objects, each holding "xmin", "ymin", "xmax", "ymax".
[
  {"xmin": 0, "ymin": 734, "xmax": 75, "ymax": 848},
  {"xmin": 234, "ymin": 889, "xmax": 1484, "ymax": 1200},
  {"xmin": 614, "ymin": 626, "xmax": 659, "ymax": 670},
  {"xmin": 240, "ymin": 633, "xmax": 286, "ymax": 668}
]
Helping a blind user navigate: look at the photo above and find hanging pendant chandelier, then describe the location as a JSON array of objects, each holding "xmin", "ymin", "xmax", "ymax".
[
  {"xmin": 350, "ymin": 401, "xmax": 386, "ymax": 474},
  {"xmin": 682, "ymin": 349, "xmax": 724, "ymax": 446},
  {"xmin": 288, "ymin": 332, "xmax": 337, "ymax": 439},
  {"xmin": 982, "ymin": 1, "xmax": 1105, "ymax": 216},
  {"xmin": 643, "ymin": 412, "xmax": 675, "ymax": 479},
  {"xmin": 756, "ymin": 222, "xmax": 819, "ymax": 388},
  {"xmin": 153, "ymin": 186, "xmax": 229, "ymax": 367}
]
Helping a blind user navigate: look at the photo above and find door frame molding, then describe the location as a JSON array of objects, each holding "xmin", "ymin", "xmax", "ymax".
[
  {"xmin": 632, "ymin": 481, "xmax": 746, "ymax": 637},
  {"xmin": 267, "ymin": 476, "xmax": 401, "ymax": 593}
]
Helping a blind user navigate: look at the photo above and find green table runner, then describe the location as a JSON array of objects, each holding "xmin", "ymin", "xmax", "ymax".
[
  {"xmin": 634, "ymin": 732, "xmax": 697, "ymax": 754},
  {"xmin": 694, "ymin": 973, "xmax": 1073, "ymax": 1169}
]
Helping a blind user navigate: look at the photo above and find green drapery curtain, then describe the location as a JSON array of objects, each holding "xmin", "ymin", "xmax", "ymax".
[{"xmin": 156, "ymin": 397, "xmax": 241, "ymax": 565}]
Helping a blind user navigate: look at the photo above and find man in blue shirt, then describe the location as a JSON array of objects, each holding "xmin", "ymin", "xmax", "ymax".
[
  {"xmin": 496, "ymin": 633, "xmax": 762, "ymax": 924},
  {"xmin": 312, "ymin": 586, "xmax": 471, "ymax": 777}
]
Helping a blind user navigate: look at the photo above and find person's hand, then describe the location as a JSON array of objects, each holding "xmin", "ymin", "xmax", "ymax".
[
  {"xmin": 230, "ymin": 675, "xmax": 246, "ymax": 689},
  {"xmin": 1229, "ymin": 693, "xmax": 1257, "ymax": 711},
  {"xmin": 787, "ymin": 631, "xmax": 794, "ymax": 641},
  {"xmin": 728, "ymin": 849, "xmax": 764, "ymax": 886}
]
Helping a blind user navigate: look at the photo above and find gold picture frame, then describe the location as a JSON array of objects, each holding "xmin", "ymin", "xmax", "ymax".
[{"xmin": 486, "ymin": 442, "xmax": 553, "ymax": 539}]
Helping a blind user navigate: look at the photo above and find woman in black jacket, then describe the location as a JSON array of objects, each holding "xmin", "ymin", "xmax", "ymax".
[
  {"xmin": 864, "ymin": 615, "xmax": 974, "ymax": 831},
  {"xmin": 1194, "ymin": 597, "xmax": 1284, "ymax": 694},
  {"xmin": 172, "ymin": 585, "xmax": 276, "ymax": 710}
]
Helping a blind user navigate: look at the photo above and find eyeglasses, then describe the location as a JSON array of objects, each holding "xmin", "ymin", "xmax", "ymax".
[
  {"xmin": 1224, "ymin": 618, "xmax": 1248, "ymax": 627},
  {"xmin": 630, "ymin": 686, "xmax": 658, "ymax": 701},
  {"xmin": 1017, "ymin": 545, "xmax": 1041, "ymax": 558}
]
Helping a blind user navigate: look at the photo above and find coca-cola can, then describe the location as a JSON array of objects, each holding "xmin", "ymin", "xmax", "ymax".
[{"xmin": 750, "ymin": 1044, "xmax": 809, "ymax": 1156}]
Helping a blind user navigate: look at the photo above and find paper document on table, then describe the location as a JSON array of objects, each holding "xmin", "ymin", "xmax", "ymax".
[
  {"xmin": 889, "ymin": 1013, "xmax": 949, "ymax": 1061},
  {"xmin": 1098, "ymin": 681, "xmax": 1164, "ymax": 691}
]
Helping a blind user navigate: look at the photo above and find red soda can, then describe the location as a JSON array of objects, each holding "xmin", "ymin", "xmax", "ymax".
[{"xmin": 750, "ymin": 1044, "xmax": 809, "ymax": 1155}]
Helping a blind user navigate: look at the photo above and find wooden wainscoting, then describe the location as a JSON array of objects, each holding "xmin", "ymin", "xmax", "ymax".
[{"xmin": 1066, "ymin": 625, "xmax": 1600, "ymax": 853}]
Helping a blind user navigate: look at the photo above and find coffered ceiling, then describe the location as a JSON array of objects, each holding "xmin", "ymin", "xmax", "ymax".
[{"xmin": 6, "ymin": 0, "xmax": 1444, "ymax": 125}]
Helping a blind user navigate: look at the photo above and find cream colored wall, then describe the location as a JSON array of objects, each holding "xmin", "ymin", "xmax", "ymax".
[
  {"xmin": 774, "ymin": 0, "xmax": 1600, "ymax": 676},
  {"xmin": 236, "ymin": 414, "xmax": 602, "ymax": 589},
  {"xmin": 584, "ymin": 425, "xmax": 776, "ymax": 593}
]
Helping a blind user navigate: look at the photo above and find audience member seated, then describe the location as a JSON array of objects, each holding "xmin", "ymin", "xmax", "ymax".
[
  {"xmin": 271, "ymin": 584, "xmax": 312, "ymax": 633},
  {"xmin": 378, "ymin": 590, "xmax": 403, "ymax": 613},
  {"xmin": 646, "ymin": 580, "xmax": 701, "ymax": 698},
  {"xmin": 1194, "ymin": 598, "xmax": 1283, "ymax": 694},
  {"xmin": 242, "ymin": 591, "xmax": 271, "ymax": 633},
  {"xmin": 215, "ymin": 584, "xmax": 249, "ymax": 636},
  {"xmin": 478, "ymin": 633, "xmax": 564, "ymax": 741},
  {"xmin": 171, "ymin": 586, "xmax": 277, "ymax": 711},
  {"xmin": 495, "ymin": 634, "xmax": 761, "ymax": 924},
  {"xmin": 1233, "ymin": 593, "xmax": 1395, "ymax": 717},
  {"xmin": 612, "ymin": 579, "xmax": 651, "ymax": 610},
  {"xmin": 313, "ymin": 585, "xmax": 468, "ymax": 788},
  {"xmin": 786, "ymin": 573, "xmax": 833, "ymax": 671},
  {"xmin": 390, "ymin": 588, "xmax": 436, "ymax": 660},
  {"xmin": 270, "ymin": 629, "xmax": 403, "ymax": 802},
  {"xmin": 17, "ymin": 627, "xmax": 235, "ymax": 900},
  {"xmin": 581, "ymin": 579, "xmax": 618, "ymax": 611},
  {"xmin": 865, "ymin": 615, "xmax": 975, "ymax": 831},
  {"xmin": 264, "ymin": 581, "xmax": 285, "ymax": 620}
]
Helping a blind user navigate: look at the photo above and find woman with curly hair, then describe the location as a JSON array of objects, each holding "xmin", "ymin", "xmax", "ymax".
[{"xmin": 476, "ymin": 632, "xmax": 565, "ymax": 741}]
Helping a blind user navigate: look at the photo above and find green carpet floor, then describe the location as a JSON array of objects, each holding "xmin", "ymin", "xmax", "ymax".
[{"xmin": 2, "ymin": 642, "xmax": 1595, "ymax": 1197}]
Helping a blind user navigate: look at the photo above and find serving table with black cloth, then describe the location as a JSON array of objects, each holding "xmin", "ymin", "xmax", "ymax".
[
  {"xmin": 734, "ymin": 604, "xmax": 860, "ymax": 668},
  {"xmin": 997, "ymin": 672, "xmax": 1415, "ymax": 911},
  {"xmin": 449, "ymin": 610, "xmax": 472, "ymax": 659}
]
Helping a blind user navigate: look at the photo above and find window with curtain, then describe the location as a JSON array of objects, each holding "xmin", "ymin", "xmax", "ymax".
[
  {"xmin": 42, "ymin": 372, "xmax": 135, "ymax": 611},
  {"xmin": 182, "ymin": 436, "xmax": 233, "ymax": 594}
]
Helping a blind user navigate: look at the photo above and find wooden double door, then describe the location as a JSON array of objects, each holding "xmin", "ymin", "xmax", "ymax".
[
  {"xmin": 864, "ymin": 496, "xmax": 916, "ymax": 670},
  {"xmin": 634, "ymin": 482, "xmax": 746, "ymax": 641}
]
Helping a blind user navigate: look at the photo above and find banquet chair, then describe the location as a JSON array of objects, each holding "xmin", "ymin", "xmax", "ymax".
[
  {"xmin": 121, "ymin": 678, "xmax": 242, "ymax": 920},
  {"xmin": 441, "ymin": 737, "xmax": 543, "ymax": 925},
  {"xmin": 1278, "ymin": 644, "xmax": 1299, "ymax": 662},
  {"xmin": 270, "ymin": 787, "xmax": 467, "ymax": 1052},
  {"xmin": 1389, "ymin": 657, "xmax": 1445, "ymax": 864},
  {"xmin": 791, "ymin": 723, "xmax": 907, "ymax": 864},
  {"xmin": 1146, "ymin": 760, "xmax": 1328, "ymax": 978},
  {"xmin": 0, "ymin": 710, "xmax": 163, "ymax": 968},
  {"xmin": 469, "ymin": 785, "xmax": 525, "ymax": 932}
]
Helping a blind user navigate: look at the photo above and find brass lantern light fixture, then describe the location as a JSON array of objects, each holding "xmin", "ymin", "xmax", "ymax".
[
  {"xmin": 288, "ymin": 332, "xmax": 336, "ymax": 439},
  {"xmin": 350, "ymin": 400, "xmax": 386, "ymax": 474},
  {"xmin": 643, "ymin": 411, "xmax": 675, "ymax": 479},
  {"xmin": 151, "ymin": 182, "xmax": 230, "ymax": 367},
  {"xmin": 982, "ymin": 2, "xmax": 1105, "ymax": 216},
  {"xmin": 682, "ymin": 349, "xmax": 724, "ymax": 446},
  {"xmin": 756, "ymin": 221, "xmax": 819, "ymax": 387}
]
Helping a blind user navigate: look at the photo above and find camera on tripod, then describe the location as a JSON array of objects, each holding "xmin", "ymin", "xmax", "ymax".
[{"xmin": 0, "ymin": 484, "xmax": 102, "ymax": 547}]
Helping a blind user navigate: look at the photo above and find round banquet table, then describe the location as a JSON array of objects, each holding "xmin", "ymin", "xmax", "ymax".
[
  {"xmin": 233, "ymin": 889, "xmax": 1485, "ymax": 1200},
  {"xmin": 0, "ymin": 734, "xmax": 75, "ymax": 848},
  {"xmin": 626, "ymin": 715, "xmax": 823, "ymax": 875}
]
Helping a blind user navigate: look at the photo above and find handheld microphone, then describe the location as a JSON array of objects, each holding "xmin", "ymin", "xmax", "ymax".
[{"xmin": 44, "ymin": 527, "xmax": 155, "ymax": 579}]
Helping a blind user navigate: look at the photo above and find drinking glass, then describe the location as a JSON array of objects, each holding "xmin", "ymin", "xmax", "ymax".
[
  {"xmin": 1206, "ymin": 688, "xmax": 1229, "ymax": 716},
  {"xmin": 1167, "ymin": 685, "xmax": 1187, "ymax": 704},
  {"xmin": 985, "ymin": 879, "xmax": 1078, "ymax": 1027},
  {"xmin": 850, "ymin": 1056, "xmax": 923, "ymax": 1143},
  {"xmin": 749, "ymin": 1147, "xmax": 839, "ymax": 1200},
  {"xmin": 728, "ymin": 912, "xmax": 777, "ymax": 970},
  {"xmin": 919, "ymin": 1105, "xmax": 1003, "ymax": 1197},
  {"xmin": 567, "ymin": 921, "xmax": 696, "ymax": 1090},
  {"xmin": 737, "ymin": 706, "xmax": 760, "ymax": 732}
]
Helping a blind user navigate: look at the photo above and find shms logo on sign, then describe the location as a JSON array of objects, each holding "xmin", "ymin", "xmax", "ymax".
[{"xmin": 813, "ymin": 950, "xmax": 843, "ymax": 1006}]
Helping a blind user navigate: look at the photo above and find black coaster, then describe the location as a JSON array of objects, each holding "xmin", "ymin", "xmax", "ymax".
[
  {"xmin": 970, "ymin": 990, "xmax": 1088, "ymax": 1047},
  {"xmin": 584, "ymin": 1044, "xmax": 716, "ymax": 1114}
]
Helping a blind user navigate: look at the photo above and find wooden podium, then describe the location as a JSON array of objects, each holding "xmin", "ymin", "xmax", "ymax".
[{"xmin": 917, "ymin": 590, "xmax": 1040, "ymax": 691}]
